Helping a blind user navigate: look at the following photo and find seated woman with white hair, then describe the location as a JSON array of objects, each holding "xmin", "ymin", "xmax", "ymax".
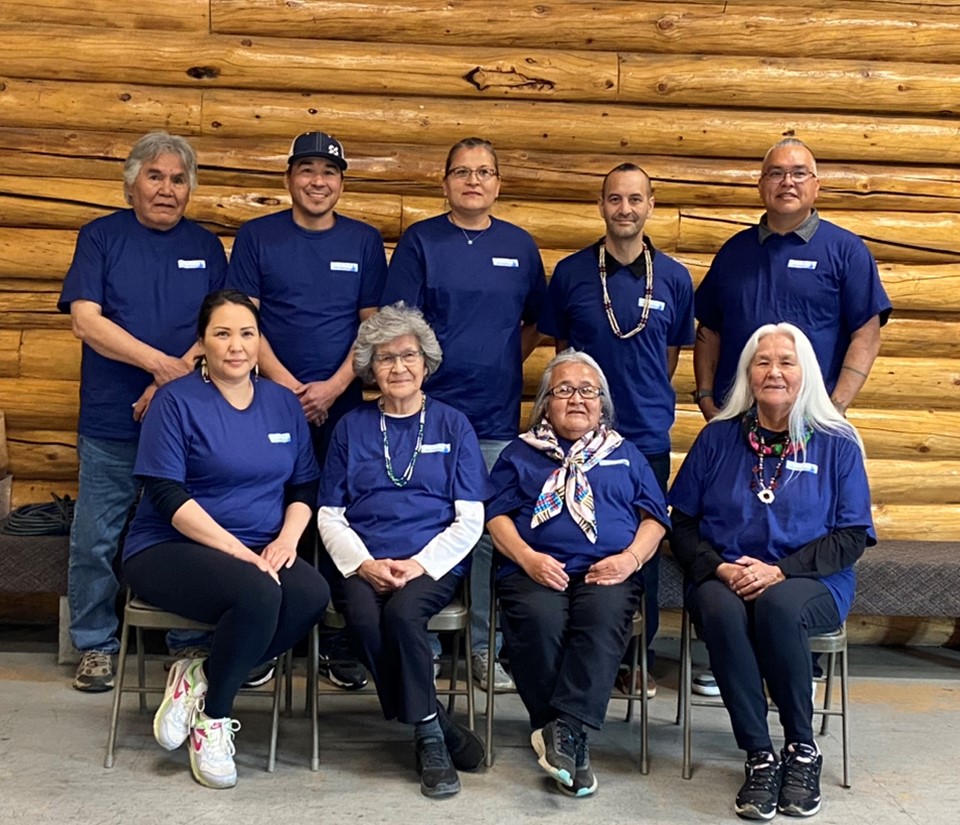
[{"xmin": 670, "ymin": 322, "xmax": 875, "ymax": 821}]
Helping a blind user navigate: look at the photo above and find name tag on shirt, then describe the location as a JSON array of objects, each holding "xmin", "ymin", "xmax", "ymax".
[
  {"xmin": 640, "ymin": 298, "xmax": 666, "ymax": 311},
  {"xmin": 598, "ymin": 458, "xmax": 630, "ymax": 467},
  {"xmin": 178, "ymin": 259, "xmax": 206, "ymax": 269},
  {"xmin": 492, "ymin": 257, "xmax": 519, "ymax": 268},
  {"xmin": 330, "ymin": 261, "xmax": 359, "ymax": 272},
  {"xmin": 421, "ymin": 443, "xmax": 451, "ymax": 454},
  {"xmin": 787, "ymin": 259, "xmax": 818, "ymax": 270},
  {"xmin": 785, "ymin": 460, "xmax": 818, "ymax": 474},
  {"xmin": 268, "ymin": 433, "xmax": 292, "ymax": 444}
]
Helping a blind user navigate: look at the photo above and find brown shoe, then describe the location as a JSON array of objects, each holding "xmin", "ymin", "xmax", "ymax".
[{"xmin": 615, "ymin": 667, "xmax": 657, "ymax": 699}]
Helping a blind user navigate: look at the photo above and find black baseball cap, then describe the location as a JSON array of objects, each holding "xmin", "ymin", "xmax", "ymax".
[{"xmin": 287, "ymin": 131, "xmax": 347, "ymax": 171}]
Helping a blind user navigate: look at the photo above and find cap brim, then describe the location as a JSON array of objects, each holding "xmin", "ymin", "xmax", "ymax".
[{"xmin": 287, "ymin": 152, "xmax": 347, "ymax": 171}]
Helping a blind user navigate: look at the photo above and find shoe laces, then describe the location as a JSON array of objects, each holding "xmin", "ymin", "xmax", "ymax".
[
  {"xmin": 418, "ymin": 735, "xmax": 451, "ymax": 770},
  {"xmin": 743, "ymin": 751, "xmax": 780, "ymax": 795},
  {"xmin": 575, "ymin": 732, "xmax": 590, "ymax": 770},
  {"xmin": 193, "ymin": 714, "xmax": 240, "ymax": 765},
  {"xmin": 781, "ymin": 744, "xmax": 820, "ymax": 792},
  {"xmin": 554, "ymin": 720, "xmax": 580, "ymax": 761},
  {"xmin": 80, "ymin": 650, "xmax": 110, "ymax": 670}
]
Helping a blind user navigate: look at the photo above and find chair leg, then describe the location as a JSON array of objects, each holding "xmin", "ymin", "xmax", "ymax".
[
  {"xmin": 310, "ymin": 626, "xmax": 320, "ymax": 771},
  {"xmin": 284, "ymin": 648, "xmax": 294, "ymax": 717},
  {"xmin": 104, "ymin": 613, "xmax": 132, "ymax": 768},
  {"xmin": 624, "ymin": 636, "xmax": 638, "ymax": 724},
  {"xmin": 267, "ymin": 651, "xmax": 285, "ymax": 773},
  {"xmin": 676, "ymin": 609, "xmax": 687, "ymax": 727},
  {"xmin": 446, "ymin": 629, "xmax": 460, "ymax": 716},
  {"xmin": 682, "ymin": 610, "xmax": 693, "ymax": 780},
  {"xmin": 820, "ymin": 650, "xmax": 836, "ymax": 735},
  {"xmin": 136, "ymin": 626, "xmax": 147, "ymax": 714},
  {"xmin": 840, "ymin": 646, "xmax": 851, "ymax": 788},
  {"xmin": 484, "ymin": 571, "xmax": 497, "ymax": 768},
  {"xmin": 464, "ymin": 610, "xmax": 475, "ymax": 731}
]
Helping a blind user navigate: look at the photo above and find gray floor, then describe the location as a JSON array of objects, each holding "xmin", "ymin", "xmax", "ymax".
[{"xmin": 2, "ymin": 637, "xmax": 958, "ymax": 825}]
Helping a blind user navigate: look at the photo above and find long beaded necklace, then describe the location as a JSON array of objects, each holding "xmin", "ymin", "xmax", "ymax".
[
  {"xmin": 746, "ymin": 413, "xmax": 812, "ymax": 504},
  {"xmin": 599, "ymin": 241, "xmax": 655, "ymax": 339},
  {"xmin": 379, "ymin": 392, "xmax": 426, "ymax": 488}
]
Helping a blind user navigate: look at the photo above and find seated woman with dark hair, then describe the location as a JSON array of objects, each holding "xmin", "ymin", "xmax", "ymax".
[
  {"xmin": 122, "ymin": 289, "xmax": 330, "ymax": 790},
  {"xmin": 317, "ymin": 302, "xmax": 492, "ymax": 799},
  {"xmin": 670, "ymin": 322, "xmax": 875, "ymax": 821},
  {"xmin": 486, "ymin": 349, "xmax": 668, "ymax": 798}
]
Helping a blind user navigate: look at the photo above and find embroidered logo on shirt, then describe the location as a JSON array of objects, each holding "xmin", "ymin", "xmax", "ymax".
[
  {"xmin": 787, "ymin": 259, "xmax": 818, "ymax": 270},
  {"xmin": 268, "ymin": 433, "xmax": 292, "ymax": 443},
  {"xmin": 598, "ymin": 458, "xmax": 630, "ymax": 467},
  {"xmin": 640, "ymin": 298, "xmax": 666, "ymax": 311},
  {"xmin": 421, "ymin": 443, "xmax": 451, "ymax": 454},
  {"xmin": 491, "ymin": 257, "xmax": 520, "ymax": 267},
  {"xmin": 177, "ymin": 259, "xmax": 207, "ymax": 269},
  {"xmin": 785, "ymin": 460, "xmax": 818, "ymax": 474},
  {"xmin": 330, "ymin": 261, "xmax": 359, "ymax": 272}
]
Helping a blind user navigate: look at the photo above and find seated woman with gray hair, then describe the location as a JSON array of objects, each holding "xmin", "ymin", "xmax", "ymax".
[
  {"xmin": 486, "ymin": 349, "xmax": 668, "ymax": 797},
  {"xmin": 316, "ymin": 302, "xmax": 492, "ymax": 799}
]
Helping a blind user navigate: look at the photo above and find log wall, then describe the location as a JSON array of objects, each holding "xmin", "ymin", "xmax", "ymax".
[{"xmin": 0, "ymin": 0, "xmax": 958, "ymax": 548}]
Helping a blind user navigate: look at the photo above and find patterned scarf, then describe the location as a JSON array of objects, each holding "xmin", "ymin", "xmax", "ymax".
[{"xmin": 519, "ymin": 421, "xmax": 624, "ymax": 543}]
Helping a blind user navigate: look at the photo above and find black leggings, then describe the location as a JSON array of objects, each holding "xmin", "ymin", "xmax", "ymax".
[{"xmin": 124, "ymin": 541, "xmax": 330, "ymax": 718}]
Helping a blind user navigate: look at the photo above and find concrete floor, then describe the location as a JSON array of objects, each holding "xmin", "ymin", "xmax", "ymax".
[{"xmin": 1, "ymin": 637, "xmax": 958, "ymax": 825}]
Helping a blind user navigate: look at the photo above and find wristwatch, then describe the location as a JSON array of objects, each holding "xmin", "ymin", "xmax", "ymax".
[{"xmin": 692, "ymin": 389, "xmax": 714, "ymax": 403}]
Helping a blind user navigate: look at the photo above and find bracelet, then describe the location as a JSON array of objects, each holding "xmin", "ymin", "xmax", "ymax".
[
  {"xmin": 692, "ymin": 389, "xmax": 713, "ymax": 403},
  {"xmin": 626, "ymin": 549, "xmax": 643, "ymax": 572}
]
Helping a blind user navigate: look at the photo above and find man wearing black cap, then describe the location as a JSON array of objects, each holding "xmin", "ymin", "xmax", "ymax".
[{"xmin": 228, "ymin": 131, "xmax": 388, "ymax": 690}]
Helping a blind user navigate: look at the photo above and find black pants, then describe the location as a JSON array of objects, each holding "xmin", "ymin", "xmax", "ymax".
[
  {"xmin": 640, "ymin": 449, "xmax": 670, "ymax": 662},
  {"xmin": 687, "ymin": 576, "xmax": 841, "ymax": 753},
  {"xmin": 499, "ymin": 570, "xmax": 643, "ymax": 730},
  {"xmin": 124, "ymin": 541, "xmax": 330, "ymax": 718},
  {"xmin": 337, "ymin": 571, "xmax": 460, "ymax": 725}
]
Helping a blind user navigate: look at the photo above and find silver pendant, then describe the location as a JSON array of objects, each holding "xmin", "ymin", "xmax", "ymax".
[
  {"xmin": 757, "ymin": 489, "xmax": 775, "ymax": 505},
  {"xmin": 466, "ymin": 239, "xmax": 474, "ymax": 245}
]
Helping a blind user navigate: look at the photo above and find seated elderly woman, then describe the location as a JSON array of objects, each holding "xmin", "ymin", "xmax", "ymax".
[
  {"xmin": 670, "ymin": 322, "xmax": 875, "ymax": 821},
  {"xmin": 486, "ymin": 349, "xmax": 668, "ymax": 797},
  {"xmin": 316, "ymin": 302, "xmax": 492, "ymax": 799},
  {"xmin": 122, "ymin": 289, "xmax": 330, "ymax": 789}
]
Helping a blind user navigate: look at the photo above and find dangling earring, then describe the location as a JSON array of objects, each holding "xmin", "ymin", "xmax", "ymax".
[
  {"xmin": 253, "ymin": 363, "xmax": 260, "ymax": 381},
  {"xmin": 201, "ymin": 357, "xmax": 210, "ymax": 383}
]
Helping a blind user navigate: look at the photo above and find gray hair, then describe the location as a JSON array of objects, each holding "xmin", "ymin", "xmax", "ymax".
[
  {"xmin": 762, "ymin": 137, "xmax": 818, "ymax": 175},
  {"xmin": 530, "ymin": 348, "xmax": 616, "ymax": 429},
  {"xmin": 353, "ymin": 302, "xmax": 443, "ymax": 384},
  {"xmin": 714, "ymin": 322, "xmax": 863, "ymax": 458},
  {"xmin": 123, "ymin": 131, "xmax": 198, "ymax": 194}
]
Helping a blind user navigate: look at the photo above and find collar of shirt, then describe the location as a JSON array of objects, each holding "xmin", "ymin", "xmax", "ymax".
[
  {"xmin": 592, "ymin": 235, "xmax": 658, "ymax": 279},
  {"xmin": 758, "ymin": 209, "xmax": 820, "ymax": 245}
]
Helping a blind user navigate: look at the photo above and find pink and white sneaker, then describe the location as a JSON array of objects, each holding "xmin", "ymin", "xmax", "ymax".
[
  {"xmin": 189, "ymin": 712, "xmax": 241, "ymax": 789},
  {"xmin": 153, "ymin": 658, "xmax": 207, "ymax": 750}
]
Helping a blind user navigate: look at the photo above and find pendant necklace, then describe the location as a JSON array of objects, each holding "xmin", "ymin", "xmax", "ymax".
[
  {"xmin": 752, "ymin": 433, "xmax": 789, "ymax": 504},
  {"xmin": 379, "ymin": 392, "xmax": 426, "ymax": 488},
  {"xmin": 599, "ymin": 241, "xmax": 655, "ymax": 339},
  {"xmin": 460, "ymin": 226, "xmax": 489, "ymax": 245},
  {"xmin": 746, "ymin": 414, "xmax": 812, "ymax": 505}
]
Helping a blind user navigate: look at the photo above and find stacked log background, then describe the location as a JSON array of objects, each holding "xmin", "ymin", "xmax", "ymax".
[{"xmin": 0, "ymin": 0, "xmax": 958, "ymax": 635}]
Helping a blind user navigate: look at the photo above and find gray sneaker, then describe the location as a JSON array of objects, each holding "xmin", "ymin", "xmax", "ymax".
[
  {"xmin": 73, "ymin": 650, "xmax": 114, "ymax": 692},
  {"xmin": 557, "ymin": 732, "xmax": 598, "ymax": 797},
  {"xmin": 472, "ymin": 649, "xmax": 514, "ymax": 691},
  {"xmin": 531, "ymin": 719, "xmax": 578, "ymax": 787}
]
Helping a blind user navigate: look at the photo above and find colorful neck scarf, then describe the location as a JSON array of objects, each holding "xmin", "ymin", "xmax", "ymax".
[{"xmin": 519, "ymin": 421, "xmax": 623, "ymax": 543}]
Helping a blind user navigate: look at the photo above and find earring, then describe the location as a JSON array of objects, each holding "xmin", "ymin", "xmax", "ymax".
[
  {"xmin": 253, "ymin": 363, "xmax": 260, "ymax": 380},
  {"xmin": 200, "ymin": 357, "xmax": 210, "ymax": 383}
]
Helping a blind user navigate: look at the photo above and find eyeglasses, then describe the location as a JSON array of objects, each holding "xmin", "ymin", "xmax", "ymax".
[
  {"xmin": 372, "ymin": 349, "xmax": 424, "ymax": 368},
  {"xmin": 446, "ymin": 166, "xmax": 499, "ymax": 182},
  {"xmin": 547, "ymin": 384, "xmax": 602, "ymax": 400},
  {"xmin": 761, "ymin": 167, "xmax": 816, "ymax": 184}
]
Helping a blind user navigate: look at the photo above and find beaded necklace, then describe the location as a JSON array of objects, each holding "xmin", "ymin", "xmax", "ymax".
[
  {"xmin": 379, "ymin": 392, "xmax": 426, "ymax": 488},
  {"xmin": 746, "ymin": 412, "xmax": 812, "ymax": 504},
  {"xmin": 599, "ymin": 242, "xmax": 655, "ymax": 340}
]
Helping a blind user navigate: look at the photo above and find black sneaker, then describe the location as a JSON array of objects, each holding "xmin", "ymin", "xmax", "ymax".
[
  {"xmin": 531, "ymin": 719, "xmax": 579, "ymax": 787},
  {"xmin": 778, "ymin": 742, "xmax": 823, "ymax": 817},
  {"xmin": 317, "ymin": 637, "xmax": 368, "ymax": 690},
  {"xmin": 415, "ymin": 734, "xmax": 460, "ymax": 798},
  {"xmin": 436, "ymin": 702, "xmax": 485, "ymax": 771},
  {"xmin": 241, "ymin": 658, "xmax": 277, "ymax": 688},
  {"xmin": 735, "ymin": 750, "xmax": 782, "ymax": 820},
  {"xmin": 556, "ymin": 731, "xmax": 598, "ymax": 798}
]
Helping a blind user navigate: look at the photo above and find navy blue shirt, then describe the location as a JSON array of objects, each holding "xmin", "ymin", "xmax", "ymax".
[
  {"xmin": 318, "ymin": 398, "xmax": 493, "ymax": 575},
  {"xmin": 669, "ymin": 417, "xmax": 876, "ymax": 620},
  {"xmin": 123, "ymin": 371, "xmax": 320, "ymax": 560},
  {"xmin": 57, "ymin": 210, "xmax": 227, "ymax": 441},
  {"xmin": 487, "ymin": 437, "xmax": 669, "ymax": 577},
  {"xmin": 695, "ymin": 217, "xmax": 892, "ymax": 404},
  {"xmin": 381, "ymin": 214, "xmax": 546, "ymax": 440},
  {"xmin": 539, "ymin": 241, "xmax": 695, "ymax": 454},
  {"xmin": 227, "ymin": 209, "xmax": 388, "ymax": 384}
]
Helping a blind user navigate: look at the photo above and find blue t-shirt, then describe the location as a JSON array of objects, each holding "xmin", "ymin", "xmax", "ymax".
[
  {"xmin": 318, "ymin": 397, "xmax": 493, "ymax": 575},
  {"xmin": 668, "ymin": 417, "xmax": 876, "ymax": 620},
  {"xmin": 57, "ymin": 210, "xmax": 227, "ymax": 442},
  {"xmin": 381, "ymin": 213, "xmax": 547, "ymax": 440},
  {"xmin": 123, "ymin": 371, "xmax": 320, "ymax": 559},
  {"xmin": 695, "ymin": 218, "xmax": 892, "ymax": 404},
  {"xmin": 539, "ymin": 242, "xmax": 695, "ymax": 454},
  {"xmin": 486, "ymin": 437, "xmax": 670, "ymax": 577},
  {"xmin": 227, "ymin": 209, "xmax": 388, "ymax": 385}
]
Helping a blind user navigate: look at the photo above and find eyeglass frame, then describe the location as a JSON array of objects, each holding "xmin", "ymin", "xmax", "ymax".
[
  {"xmin": 372, "ymin": 349, "xmax": 425, "ymax": 368},
  {"xmin": 760, "ymin": 167, "xmax": 817, "ymax": 184},
  {"xmin": 547, "ymin": 384, "xmax": 604, "ymax": 400},
  {"xmin": 445, "ymin": 166, "xmax": 500, "ymax": 182}
]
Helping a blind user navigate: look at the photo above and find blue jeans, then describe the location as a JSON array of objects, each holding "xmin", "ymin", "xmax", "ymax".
[{"xmin": 68, "ymin": 435, "xmax": 209, "ymax": 654}]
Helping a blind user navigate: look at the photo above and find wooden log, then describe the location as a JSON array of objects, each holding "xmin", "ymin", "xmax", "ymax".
[
  {"xmin": 0, "ymin": 410, "xmax": 6, "ymax": 475},
  {"xmin": 200, "ymin": 89, "xmax": 960, "ymax": 165},
  {"xmin": 864, "ymin": 459, "xmax": 960, "ymax": 506},
  {"xmin": 0, "ymin": 330, "xmax": 20, "ymax": 377},
  {"xmin": 873, "ymin": 504, "xmax": 960, "ymax": 541},
  {"xmin": 5, "ymin": 429, "xmax": 77, "ymax": 480},
  {"xmin": 0, "ymin": 25, "xmax": 617, "ymax": 102},
  {"xmin": 0, "ymin": 291, "xmax": 61, "ymax": 319},
  {"xmin": 11, "ymin": 478, "xmax": 77, "ymax": 508},
  {"xmin": 20, "ymin": 330, "xmax": 80, "ymax": 380},
  {"xmin": 678, "ymin": 209, "xmax": 960, "ymax": 263},
  {"xmin": 210, "ymin": 1, "xmax": 960, "ymax": 63},
  {"xmin": 879, "ymin": 317, "xmax": 960, "ymax": 359},
  {"xmin": 0, "ymin": 378, "xmax": 78, "ymax": 430},
  {"xmin": 0, "ymin": 228, "xmax": 80, "ymax": 280},
  {"xmin": 2, "ymin": 0, "xmax": 209, "ymax": 30},
  {"xmin": 0, "ymin": 78, "xmax": 201, "ymax": 134},
  {"xmin": 619, "ymin": 53, "xmax": 960, "ymax": 116}
]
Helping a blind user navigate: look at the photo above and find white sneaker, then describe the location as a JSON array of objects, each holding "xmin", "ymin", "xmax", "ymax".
[
  {"xmin": 153, "ymin": 658, "xmax": 207, "ymax": 750},
  {"xmin": 472, "ymin": 649, "xmax": 515, "ymax": 691},
  {"xmin": 189, "ymin": 710, "xmax": 241, "ymax": 789},
  {"xmin": 692, "ymin": 671, "xmax": 721, "ymax": 696}
]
